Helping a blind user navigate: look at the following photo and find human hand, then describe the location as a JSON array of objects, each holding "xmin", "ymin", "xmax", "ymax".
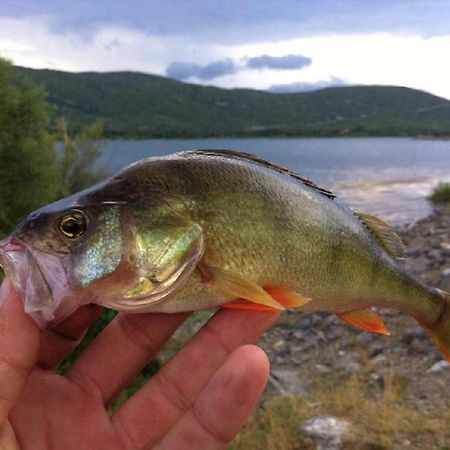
[{"xmin": 0, "ymin": 278, "xmax": 278, "ymax": 449}]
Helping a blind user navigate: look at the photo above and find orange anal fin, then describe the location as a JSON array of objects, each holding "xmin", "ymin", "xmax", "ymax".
[
  {"xmin": 337, "ymin": 309, "xmax": 390, "ymax": 335},
  {"xmin": 221, "ymin": 299, "xmax": 278, "ymax": 311},
  {"xmin": 264, "ymin": 285, "xmax": 312, "ymax": 308}
]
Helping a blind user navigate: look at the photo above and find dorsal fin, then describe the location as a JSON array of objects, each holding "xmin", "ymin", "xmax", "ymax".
[
  {"xmin": 353, "ymin": 210, "xmax": 407, "ymax": 259},
  {"xmin": 185, "ymin": 149, "xmax": 336, "ymax": 199}
]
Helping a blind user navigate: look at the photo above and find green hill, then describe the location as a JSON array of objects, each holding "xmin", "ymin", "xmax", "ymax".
[{"xmin": 15, "ymin": 66, "xmax": 450, "ymax": 138}]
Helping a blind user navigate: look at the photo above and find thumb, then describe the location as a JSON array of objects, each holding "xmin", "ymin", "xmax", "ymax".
[{"xmin": 0, "ymin": 278, "xmax": 39, "ymax": 424}]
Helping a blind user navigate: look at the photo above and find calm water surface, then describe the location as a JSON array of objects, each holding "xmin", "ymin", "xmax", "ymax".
[{"xmin": 97, "ymin": 137, "xmax": 450, "ymax": 226}]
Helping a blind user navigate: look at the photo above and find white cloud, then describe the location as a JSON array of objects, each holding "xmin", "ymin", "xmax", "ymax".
[
  {"xmin": 1, "ymin": 15, "xmax": 450, "ymax": 100},
  {"xmin": 0, "ymin": 16, "xmax": 173, "ymax": 73},
  {"xmin": 209, "ymin": 33, "xmax": 450, "ymax": 99}
]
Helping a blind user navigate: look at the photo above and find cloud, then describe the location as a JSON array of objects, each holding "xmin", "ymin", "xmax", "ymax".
[
  {"xmin": 0, "ymin": 16, "xmax": 171, "ymax": 73},
  {"xmin": 2, "ymin": 1, "xmax": 450, "ymax": 43},
  {"xmin": 2, "ymin": 13, "xmax": 450, "ymax": 101},
  {"xmin": 198, "ymin": 59, "xmax": 236, "ymax": 80},
  {"xmin": 166, "ymin": 58, "xmax": 236, "ymax": 80},
  {"xmin": 247, "ymin": 54, "xmax": 312, "ymax": 70},
  {"xmin": 166, "ymin": 53, "xmax": 311, "ymax": 82},
  {"xmin": 166, "ymin": 61, "xmax": 199, "ymax": 80},
  {"xmin": 269, "ymin": 77, "xmax": 349, "ymax": 93}
]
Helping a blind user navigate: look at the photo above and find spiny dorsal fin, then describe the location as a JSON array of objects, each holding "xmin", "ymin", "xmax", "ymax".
[
  {"xmin": 186, "ymin": 149, "xmax": 336, "ymax": 199},
  {"xmin": 354, "ymin": 210, "xmax": 407, "ymax": 259}
]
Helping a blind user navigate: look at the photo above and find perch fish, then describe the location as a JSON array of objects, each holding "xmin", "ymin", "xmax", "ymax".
[{"xmin": 0, "ymin": 150, "xmax": 449, "ymax": 361}]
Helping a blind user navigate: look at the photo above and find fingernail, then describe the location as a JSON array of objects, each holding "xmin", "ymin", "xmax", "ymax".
[{"xmin": 0, "ymin": 278, "xmax": 12, "ymax": 307}]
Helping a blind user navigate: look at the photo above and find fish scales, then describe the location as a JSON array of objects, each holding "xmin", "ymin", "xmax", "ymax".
[
  {"xmin": 0, "ymin": 149, "xmax": 449, "ymax": 361},
  {"xmin": 109, "ymin": 152, "xmax": 426, "ymax": 314}
]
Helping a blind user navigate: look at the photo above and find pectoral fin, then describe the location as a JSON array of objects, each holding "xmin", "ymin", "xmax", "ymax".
[
  {"xmin": 198, "ymin": 263, "xmax": 285, "ymax": 310},
  {"xmin": 337, "ymin": 309, "xmax": 390, "ymax": 335},
  {"xmin": 221, "ymin": 285, "xmax": 312, "ymax": 311},
  {"xmin": 264, "ymin": 285, "xmax": 312, "ymax": 308}
]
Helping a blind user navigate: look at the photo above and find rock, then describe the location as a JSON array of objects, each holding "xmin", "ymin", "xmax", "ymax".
[
  {"xmin": 368, "ymin": 344, "xmax": 384, "ymax": 358},
  {"xmin": 426, "ymin": 249, "xmax": 445, "ymax": 264},
  {"xmin": 427, "ymin": 360, "xmax": 450, "ymax": 373},
  {"xmin": 368, "ymin": 372, "xmax": 384, "ymax": 389},
  {"xmin": 266, "ymin": 369, "xmax": 308, "ymax": 395},
  {"xmin": 406, "ymin": 236, "xmax": 427, "ymax": 256},
  {"xmin": 356, "ymin": 332, "xmax": 376, "ymax": 344},
  {"xmin": 326, "ymin": 328, "xmax": 344, "ymax": 341},
  {"xmin": 315, "ymin": 364, "xmax": 332, "ymax": 374},
  {"xmin": 335, "ymin": 352, "xmax": 361, "ymax": 374},
  {"xmin": 273, "ymin": 339, "xmax": 287, "ymax": 350},
  {"xmin": 300, "ymin": 415, "xmax": 350, "ymax": 450},
  {"xmin": 370, "ymin": 353, "xmax": 387, "ymax": 367},
  {"xmin": 406, "ymin": 256, "xmax": 429, "ymax": 274},
  {"xmin": 402, "ymin": 326, "xmax": 426, "ymax": 344}
]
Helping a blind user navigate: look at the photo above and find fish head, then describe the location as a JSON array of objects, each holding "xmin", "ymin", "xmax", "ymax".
[{"xmin": 0, "ymin": 197, "xmax": 204, "ymax": 326}]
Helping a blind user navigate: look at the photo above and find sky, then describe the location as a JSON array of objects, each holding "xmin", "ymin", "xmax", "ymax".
[{"xmin": 1, "ymin": 1, "xmax": 450, "ymax": 98}]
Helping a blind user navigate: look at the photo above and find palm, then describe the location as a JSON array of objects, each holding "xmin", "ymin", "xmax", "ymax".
[{"xmin": 0, "ymin": 280, "xmax": 277, "ymax": 450}]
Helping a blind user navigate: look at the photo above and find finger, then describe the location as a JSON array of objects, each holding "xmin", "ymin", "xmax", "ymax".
[
  {"xmin": 153, "ymin": 345, "xmax": 269, "ymax": 450},
  {"xmin": 112, "ymin": 308, "xmax": 278, "ymax": 449},
  {"xmin": 0, "ymin": 279, "xmax": 39, "ymax": 424},
  {"xmin": 66, "ymin": 311, "xmax": 189, "ymax": 402},
  {"xmin": 37, "ymin": 304, "xmax": 103, "ymax": 370}
]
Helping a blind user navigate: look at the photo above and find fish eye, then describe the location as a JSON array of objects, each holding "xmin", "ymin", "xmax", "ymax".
[{"xmin": 58, "ymin": 211, "xmax": 87, "ymax": 239}]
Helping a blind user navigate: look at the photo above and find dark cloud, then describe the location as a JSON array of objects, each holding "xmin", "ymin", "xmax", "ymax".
[
  {"xmin": 247, "ymin": 54, "xmax": 312, "ymax": 70},
  {"xmin": 1, "ymin": 1, "xmax": 448, "ymax": 43},
  {"xmin": 198, "ymin": 59, "xmax": 236, "ymax": 80},
  {"xmin": 166, "ymin": 62, "xmax": 200, "ymax": 80},
  {"xmin": 166, "ymin": 59, "xmax": 236, "ymax": 81},
  {"xmin": 269, "ymin": 77, "xmax": 349, "ymax": 93}
]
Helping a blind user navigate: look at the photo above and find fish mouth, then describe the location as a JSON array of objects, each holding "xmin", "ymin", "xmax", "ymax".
[{"xmin": 0, "ymin": 237, "xmax": 75, "ymax": 327}]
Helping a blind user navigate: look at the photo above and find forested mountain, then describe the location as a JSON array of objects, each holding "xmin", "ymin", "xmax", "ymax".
[{"xmin": 16, "ymin": 66, "xmax": 450, "ymax": 138}]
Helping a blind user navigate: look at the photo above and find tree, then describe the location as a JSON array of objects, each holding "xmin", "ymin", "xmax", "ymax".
[
  {"xmin": 0, "ymin": 58, "xmax": 59, "ymax": 236},
  {"xmin": 56, "ymin": 118, "xmax": 108, "ymax": 197}
]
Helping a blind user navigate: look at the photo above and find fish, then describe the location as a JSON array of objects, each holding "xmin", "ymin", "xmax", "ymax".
[{"xmin": 0, "ymin": 150, "xmax": 449, "ymax": 361}]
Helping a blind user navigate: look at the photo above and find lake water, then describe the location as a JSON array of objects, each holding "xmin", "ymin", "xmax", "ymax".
[{"xmin": 97, "ymin": 137, "xmax": 450, "ymax": 226}]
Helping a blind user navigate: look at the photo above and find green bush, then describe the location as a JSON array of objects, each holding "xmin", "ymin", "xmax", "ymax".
[
  {"xmin": 429, "ymin": 182, "xmax": 450, "ymax": 204},
  {"xmin": 56, "ymin": 117, "xmax": 108, "ymax": 197},
  {"xmin": 0, "ymin": 58, "xmax": 59, "ymax": 236}
]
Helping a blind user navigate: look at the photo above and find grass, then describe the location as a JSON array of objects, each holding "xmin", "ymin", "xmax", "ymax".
[
  {"xmin": 230, "ymin": 369, "xmax": 450, "ymax": 450},
  {"xmin": 429, "ymin": 182, "xmax": 450, "ymax": 204}
]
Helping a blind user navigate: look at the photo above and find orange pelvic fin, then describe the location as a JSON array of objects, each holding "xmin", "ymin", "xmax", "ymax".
[
  {"xmin": 199, "ymin": 262, "xmax": 285, "ymax": 310},
  {"xmin": 264, "ymin": 285, "xmax": 312, "ymax": 308},
  {"xmin": 337, "ymin": 308, "xmax": 390, "ymax": 335}
]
